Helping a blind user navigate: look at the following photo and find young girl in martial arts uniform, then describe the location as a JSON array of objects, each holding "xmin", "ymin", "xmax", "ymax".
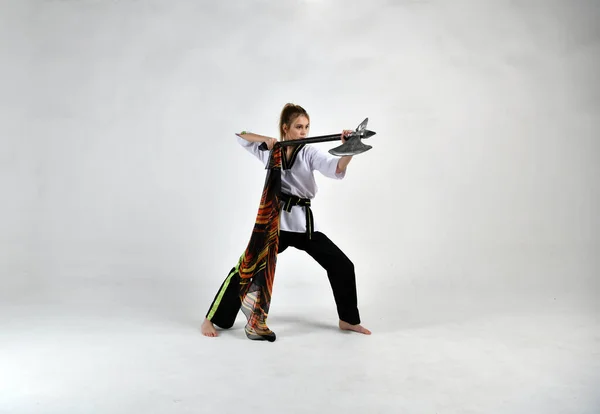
[{"xmin": 201, "ymin": 103, "xmax": 371, "ymax": 340}]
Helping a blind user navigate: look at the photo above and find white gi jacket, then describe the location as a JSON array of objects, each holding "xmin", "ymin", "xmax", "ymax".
[{"xmin": 237, "ymin": 136, "xmax": 346, "ymax": 233}]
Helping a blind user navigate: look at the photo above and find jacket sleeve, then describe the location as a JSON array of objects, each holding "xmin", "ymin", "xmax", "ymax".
[
  {"xmin": 237, "ymin": 135, "xmax": 270, "ymax": 167},
  {"xmin": 307, "ymin": 145, "xmax": 345, "ymax": 180}
]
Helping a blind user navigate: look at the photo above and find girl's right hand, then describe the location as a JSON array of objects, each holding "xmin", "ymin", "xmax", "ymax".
[{"xmin": 264, "ymin": 138, "xmax": 278, "ymax": 150}]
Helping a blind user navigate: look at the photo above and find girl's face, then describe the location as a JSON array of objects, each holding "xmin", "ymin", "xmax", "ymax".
[{"xmin": 284, "ymin": 115, "xmax": 309, "ymax": 140}]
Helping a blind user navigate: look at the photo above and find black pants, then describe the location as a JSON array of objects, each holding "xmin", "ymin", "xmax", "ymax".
[
  {"xmin": 278, "ymin": 230, "xmax": 361, "ymax": 325},
  {"xmin": 206, "ymin": 230, "xmax": 361, "ymax": 328}
]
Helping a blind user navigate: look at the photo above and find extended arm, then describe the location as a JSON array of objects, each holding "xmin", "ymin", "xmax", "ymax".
[
  {"xmin": 336, "ymin": 155, "xmax": 353, "ymax": 175},
  {"xmin": 235, "ymin": 131, "xmax": 278, "ymax": 166},
  {"xmin": 335, "ymin": 130, "xmax": 354, "ymax": 174},
  {"xmin": 236, "ymin": 131, "xmax": 278, "ymax": 149}
]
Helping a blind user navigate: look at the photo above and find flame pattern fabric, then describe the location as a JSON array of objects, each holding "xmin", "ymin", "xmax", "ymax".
[{"xmin": 206, "ymin": 143, "xmax": 283, "ymax": 337}]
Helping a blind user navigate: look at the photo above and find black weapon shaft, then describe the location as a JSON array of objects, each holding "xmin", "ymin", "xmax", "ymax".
[{"xmin": 258, "ymin": 130, "xmax": 375, "ymax": 150}]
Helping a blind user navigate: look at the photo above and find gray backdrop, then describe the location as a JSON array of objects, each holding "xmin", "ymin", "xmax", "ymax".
[{"xmin": 3, "ymin": 0, "xmax": 597, "ymax": 306}]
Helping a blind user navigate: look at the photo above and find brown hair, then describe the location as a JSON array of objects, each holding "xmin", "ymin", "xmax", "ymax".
[{"xmin": 279, "ymin": 103, "xmax": 309, "ymax": 140}]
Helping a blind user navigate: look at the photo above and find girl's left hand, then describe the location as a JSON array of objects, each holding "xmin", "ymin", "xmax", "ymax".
[{"xmin": 341, "ymin": 129, "xmax": 353, "ymax": 143}]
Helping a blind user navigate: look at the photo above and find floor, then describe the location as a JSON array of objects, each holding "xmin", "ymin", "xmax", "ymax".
[{"xmin": 1, "ymin": 279, "xmax": 598, "ymax": 414}]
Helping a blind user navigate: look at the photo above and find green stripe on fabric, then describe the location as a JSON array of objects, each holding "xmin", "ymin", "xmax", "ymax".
[{"xmin": 206, "ymin": 258, "xmax": 241, "ymax": 320}]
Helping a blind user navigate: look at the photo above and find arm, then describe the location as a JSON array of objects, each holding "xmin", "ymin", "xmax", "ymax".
[
  {"xmin": 308, "ymin": 129, "xmax": 356, "ymax": 179},
  {"xmin": 236, "ymin": 131, "xmax": 278, "ymax": 149},
  {"xmin": 336, "ymin": 155, "xmax": 353, "ymax": 175},
  {"xmin": 308, "ymin": 146, "xmax": 346, "ymax": 180},
  {"xmin": 235, "ymin": 131, "xmax": 278, "ymax": 166},
  {"xmin": 335, "ymin": 130, "xmax": 354, "ymax": 175}
]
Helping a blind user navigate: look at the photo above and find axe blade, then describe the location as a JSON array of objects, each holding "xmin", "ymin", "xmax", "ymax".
[
  {"xmin": 356, "ymin": 117, "xmax": 368, "ymax": 133},
  {"xmin": 329, "ymin": 137, "xmax": 373, "ymax": 157}
]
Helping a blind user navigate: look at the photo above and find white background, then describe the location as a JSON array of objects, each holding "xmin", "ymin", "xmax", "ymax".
[{"xmin": 1, "ymin": 1, "xmax": 599, "ymax": 413}]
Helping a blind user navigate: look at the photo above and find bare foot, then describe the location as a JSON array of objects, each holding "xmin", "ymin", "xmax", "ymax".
[
  {"xmin": 201, "ymin": 318, "xmax": 218, "ymax": 337},
  {"xmin": 339, "ymin": 320, "xmax": 372, "ymax": 335}
]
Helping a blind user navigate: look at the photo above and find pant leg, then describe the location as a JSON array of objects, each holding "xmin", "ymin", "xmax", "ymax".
[
  {"xmin": 205, "ymin": 263, "xmax": 248, "ymax": 329},
  {"xmin": 207, "ymin": 230, "xmax": 293, "ymax": 329},
  {"xmin": 248, "ymin": 229, "xmax": 361, "ymax": 325},
  {"xmin": 307, "ymin": 232, "xmax": 361, "ymax": 324},
  {"xmin": 277, "ymin": 230, "xmax": 292, "ymax": 253},
  {"xmin": 295, "ymin": 231, "xmax": 361, "ymax": 325}
]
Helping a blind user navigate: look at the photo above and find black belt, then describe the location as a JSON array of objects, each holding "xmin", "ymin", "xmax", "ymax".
[{"xmin": 280, "ymin": 193, "xmax": 314, "ymax": 240}]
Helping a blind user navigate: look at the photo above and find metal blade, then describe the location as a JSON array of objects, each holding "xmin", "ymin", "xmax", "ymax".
[
  {"xmin": 329, "ymin": 137, "xmax": 373, "ymax": 156},
  {"xmin": 356, "ymin": 117, "xmax": 368, "ymax": 133},
  {"xmin": 360, "ymin": 129, "xmax": 376, "ymax": 139}
]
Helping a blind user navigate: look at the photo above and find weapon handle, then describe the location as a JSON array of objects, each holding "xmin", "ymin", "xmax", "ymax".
[
  {"xmin": 257, "ymin": 133, "xmax": 344, "ymax": 151},
  {"xmin": 256, "ymin": 130, "xmax": 375, "ymax": 151}
]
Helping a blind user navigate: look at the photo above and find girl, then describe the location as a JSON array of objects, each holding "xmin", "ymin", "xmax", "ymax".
[{"xmin": 201, "ymin": 103, "xmax": 371, "ymax": 341}]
